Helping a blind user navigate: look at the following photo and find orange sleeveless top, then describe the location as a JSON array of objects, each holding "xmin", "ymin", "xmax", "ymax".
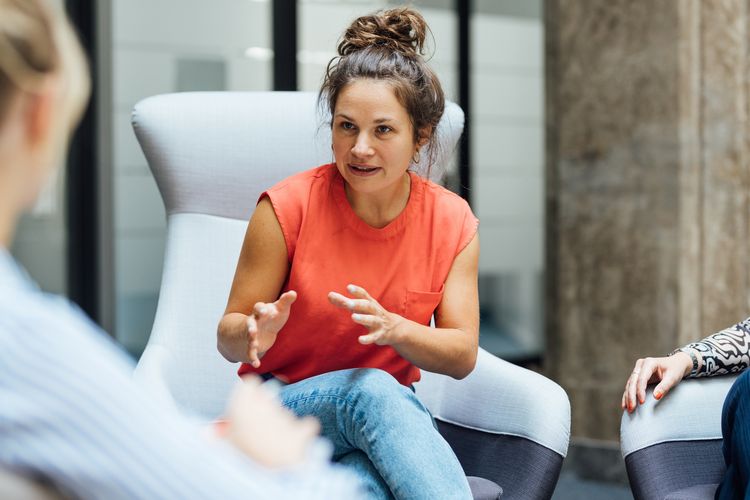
[{"xmin": 238, "ymin": 163, "xmax": 478, "ymax": 386}]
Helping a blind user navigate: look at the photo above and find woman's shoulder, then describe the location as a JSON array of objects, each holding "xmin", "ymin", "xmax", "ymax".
[
  {"xmin": 268, "ymin": 163, "xmax": 335, "ymax": 193},
  {"xmin": 261, "ymin": 164, "xmax": 336, "ymax": 234},
  {"xmin": 417, "ymin": 174, "xmax": 473, "ymax": 214}
]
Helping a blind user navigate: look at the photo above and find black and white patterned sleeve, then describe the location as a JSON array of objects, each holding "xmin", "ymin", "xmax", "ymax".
[{"xmin": 683, "ymin": 317, "xmax": 750, "ymax": 377}]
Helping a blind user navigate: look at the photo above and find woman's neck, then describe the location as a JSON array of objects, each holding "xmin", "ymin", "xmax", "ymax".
[{"xmin": 344, "ymin": 172, "xmax": 412, "ymax": 229}]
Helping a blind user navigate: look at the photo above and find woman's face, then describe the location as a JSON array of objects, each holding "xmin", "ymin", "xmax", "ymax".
[{"xmin": 332, "ymin": 79, "xmax": 418, "ymax": 196}]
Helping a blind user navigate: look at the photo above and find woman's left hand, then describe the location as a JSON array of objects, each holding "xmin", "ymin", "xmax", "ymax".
[{"xmin": 328, "ymin": 284, "xmax": 405, "ymax": 345}]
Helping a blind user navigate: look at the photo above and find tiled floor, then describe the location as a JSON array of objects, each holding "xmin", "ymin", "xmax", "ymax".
[{"xmin": 552, "ymin": 472, "xmax": 633, "ymax": 500}]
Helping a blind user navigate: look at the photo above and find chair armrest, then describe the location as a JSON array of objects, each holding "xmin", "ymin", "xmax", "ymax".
[
  {"xmin": 133, "ymin": 343, "xmax": 181, "ymax": 414},
  {"xmin": 620, "ymin": 374, "xmax": 738, "ymax": 457},
  {"xmin": 414, "ymin": 348, "xmax": 570, "ymax": 457}
]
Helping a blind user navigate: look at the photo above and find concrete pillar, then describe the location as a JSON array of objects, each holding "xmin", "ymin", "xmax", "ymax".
[{"xmin": 545, "ymin": 0, "xmax": 750, "ymax": 442}]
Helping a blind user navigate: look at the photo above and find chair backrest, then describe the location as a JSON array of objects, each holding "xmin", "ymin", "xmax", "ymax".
[{"xmin": 131, "ymin": 91, "xmax": 465, "ymax": 420}]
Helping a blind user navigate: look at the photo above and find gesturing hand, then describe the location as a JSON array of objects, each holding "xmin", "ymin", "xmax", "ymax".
[
  {"xmin": 247, "ymin": 290, "xmax": 297, "ymax": 368},
  {"xmin": 328, "ymin": 284, "xmax": 404, "ymax": 345},
  {"xmin": 621, "ymin": 352, "xmax": 693, "ymax": 413}
]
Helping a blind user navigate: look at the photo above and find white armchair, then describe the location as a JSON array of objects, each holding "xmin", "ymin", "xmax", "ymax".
[
  {"xmin": 620, "ymin": 375, "xmax": 738, "ymax": 500},
  {"xmin": 131, "ymin": 91, "xmax": 570, "ymax": 499}
]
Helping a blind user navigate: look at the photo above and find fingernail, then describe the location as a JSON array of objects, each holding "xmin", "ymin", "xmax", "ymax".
[
  {"xmin": 654, "ymin": 391, "xmax": 662, "ymax": 399},
  {"xmin": 346, "ymin": 300, "xmax": 354, "ymax": 309},
  {"xmin": 639, "ymin": 397, "xmax": 644, "ymax": 404},
  {"xmin": 258, "ymin": 307, "xmax": 267, "ymax": 315},
  {"xmin": 352, "ymin": 313, "xmax": 362, "ymax": 320},
  {"xmin": 347, "ymin": 284, "xmax": 356, "ymax": 293}
]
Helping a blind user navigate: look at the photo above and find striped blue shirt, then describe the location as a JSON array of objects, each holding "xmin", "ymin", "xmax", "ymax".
[{"xmin": 0, "ymin": 249, "xmax": 363, "ymax": 499}]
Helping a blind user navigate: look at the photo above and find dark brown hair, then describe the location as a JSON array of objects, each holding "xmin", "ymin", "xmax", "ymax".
[{"xmin": 320, "ymin": 7, "xmax": 445, "ymax": 177}]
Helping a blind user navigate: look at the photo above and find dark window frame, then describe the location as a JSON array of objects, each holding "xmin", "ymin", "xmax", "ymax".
[{"xmin": 64, "ymin": 0, "xmax": 100, "ymax": 324}]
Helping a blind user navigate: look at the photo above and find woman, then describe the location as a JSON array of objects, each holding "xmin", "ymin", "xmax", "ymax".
[
  {"xmin": 622, "ymin": 319, "xmax": 750, "ymax": 498},
  {"xmin": 0, "ymin": 0, "xmax": 362, "ymax": 497},
  {"xmin": 218, "ymin": 7, "xmax": 478, "ymax": 499}
]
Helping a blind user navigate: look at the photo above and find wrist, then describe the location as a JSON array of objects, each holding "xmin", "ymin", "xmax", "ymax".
[
  {"xmin": 388, "ymin": 313, "xmax": 409, "ymax": 346},
  {"xmin": 670, "ymin": 348, "xmax": 699, "ymax": 378}
]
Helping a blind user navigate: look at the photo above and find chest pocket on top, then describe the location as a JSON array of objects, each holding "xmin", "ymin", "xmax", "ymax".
[{"xmin": 403, "ymin": 285, "xmax": 445, "ymax": 326}]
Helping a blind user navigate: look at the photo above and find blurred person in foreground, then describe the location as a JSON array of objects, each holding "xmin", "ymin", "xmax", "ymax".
[
  {"xmin": 0, "ymin": 0, "xmax": 362, "ymax": 498},
  {"xmin": 623, "ymin": 318, "xmax": 750, "ymax": 498}
]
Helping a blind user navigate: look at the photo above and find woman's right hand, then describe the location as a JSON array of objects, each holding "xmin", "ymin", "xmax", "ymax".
[
  {"xmin": 246, "ymin": 290, "xmax": 297, "ymax": 368},
  {"xmin": 621, "ymin": 352, "xmax": 693, "ymax": 413}
]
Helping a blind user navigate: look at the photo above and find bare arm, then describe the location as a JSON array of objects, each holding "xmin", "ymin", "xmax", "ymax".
[
  {"xmin": 328, "ymin": 234, "xmax": 480, "ymax": 379},
  {"xmin": 217, "ymin": 197, "xmax": 292, "ymax": 364}
]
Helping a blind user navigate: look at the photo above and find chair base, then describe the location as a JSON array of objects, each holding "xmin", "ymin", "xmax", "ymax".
[
  {"xmin": 437, "ymin": 420, "xmax": 563, "ymax": 500},
  {"xmin": 625, "ymin": 439, "xmax": 725, "ymax": 500}
]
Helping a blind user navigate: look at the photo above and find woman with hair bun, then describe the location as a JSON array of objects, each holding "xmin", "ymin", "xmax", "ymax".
[
  {"xmin": 0, "ymin": 0, "xmax": 365, "ymax": 498},
  {"xmin": 219, "ymin": 7, "xmax": 477, "ymax": 498}
]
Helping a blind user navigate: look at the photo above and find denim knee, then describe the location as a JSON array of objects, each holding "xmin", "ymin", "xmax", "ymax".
[{"xmin": 344, "ymin": 369, "xmax": 425, "ymax": 412}]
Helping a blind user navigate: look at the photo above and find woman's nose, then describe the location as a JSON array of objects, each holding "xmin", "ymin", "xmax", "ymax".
[{"xmin": 351, "ymin": 133, "xmax": 373, "ymax": 158}]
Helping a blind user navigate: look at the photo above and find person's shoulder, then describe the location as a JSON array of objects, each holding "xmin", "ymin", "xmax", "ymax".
[
  {"xmin": 418, "ymin": 175, "xmax": 472, "ymax": 213},
  {"xmin": 268, "ymin": 163, "xmax": 335, "ymax": 194}
]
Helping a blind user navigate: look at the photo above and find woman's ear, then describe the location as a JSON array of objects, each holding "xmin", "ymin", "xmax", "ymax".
[
  {"xmin": 417, "ymin": 126, "xmax": 432, "ymax": 148},
  {"xmin": 25, "ymin": 87, "xmax": 57, "ymax": 150}
]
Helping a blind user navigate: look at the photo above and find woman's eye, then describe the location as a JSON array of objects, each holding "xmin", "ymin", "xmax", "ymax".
[
  {"xmin": 340, "ymin": 121, "xmax": 355, "ymax": 130},
  {"xmin": 377, "ymin": 125, "xmax": 392, "ymax": 134}
]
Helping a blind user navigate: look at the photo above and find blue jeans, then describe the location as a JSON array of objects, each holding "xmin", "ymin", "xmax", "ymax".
[
  {"xmin": 278, "ymin": 368, "xmax": 472, "ymax": 499},
  {"xmin": 716, "ymin": 369, "xmax": 750, "ymax": 500}
]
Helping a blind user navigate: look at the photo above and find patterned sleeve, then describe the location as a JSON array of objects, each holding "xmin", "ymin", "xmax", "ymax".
[{"xmin": 683, "ymin": 317, "xmax": 750, "ymax": 377}]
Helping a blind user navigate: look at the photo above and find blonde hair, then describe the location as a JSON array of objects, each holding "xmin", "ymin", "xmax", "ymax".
[{"xmin": 0, "ymin": 0, "xmax": 90, "ymax": 129}]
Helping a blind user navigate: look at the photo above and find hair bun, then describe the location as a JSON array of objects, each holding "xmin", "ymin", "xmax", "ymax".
[{"xmin": 338, "ymin": 7, "xmax": 427, "ymax": 58}]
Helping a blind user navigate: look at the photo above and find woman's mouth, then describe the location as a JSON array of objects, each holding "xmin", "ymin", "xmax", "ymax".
[{"xmin": 348, "ymin": 164, "xmax": 381, "ymax": 177}]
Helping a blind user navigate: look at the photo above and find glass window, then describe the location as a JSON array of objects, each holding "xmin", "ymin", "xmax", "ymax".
[
  {"xmin": 110, "ymin": 0, "xmax": 272, "ymax": 357},
  {"xmin": 471, "ymin": 0, "xmax": 544, "ymax": 360}
]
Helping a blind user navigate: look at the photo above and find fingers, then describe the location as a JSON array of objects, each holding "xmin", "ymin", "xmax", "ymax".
[
  {"xmin": 327, "ymin": 291, "xmax": 350, "ymax": 309},
  {"xmin": 358, "ymin": 331, "xmax": 384, "ymax": 345},
  {"xmin": 253, "ymin": 301, "xmax": 270, "ymax": 318},
  {"xmin": 252, "ymin": 291, "xmax": 297, "ymax": 319},
  {"xmin": 246, "ymin": 315, "xmax": 261, "ymax": 368},
  {"xmin": 351, "ymin": 313, "xmax": 376, "ymax": 327},
  {"xmin": 624, "ymin": 358, "xmax": 646, "ymax": 413},
  {"xmin": 653, "ymin": 365, "xmax": 684, "ymax": 400},
  {"xmin": 635, "ymin": 358, "xmax": 654, "ymax": 405},
  {"xmin": 276, "ymin": 290, "xmax": 297, "ymax": 309},
  {"xmin": 347, "ymin": 284, "xmax": 374, "ymax": 301},
  {"xmin": 623, "ymin": 356, "xmax": 680, "ymax": 413},
  {"xmin": 652, "ymin": 380, "xmax": 673, "ymax": 400},
  {"xmin": 328, "ymin": 292, "xmax": 377, "ymax": 314}
]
